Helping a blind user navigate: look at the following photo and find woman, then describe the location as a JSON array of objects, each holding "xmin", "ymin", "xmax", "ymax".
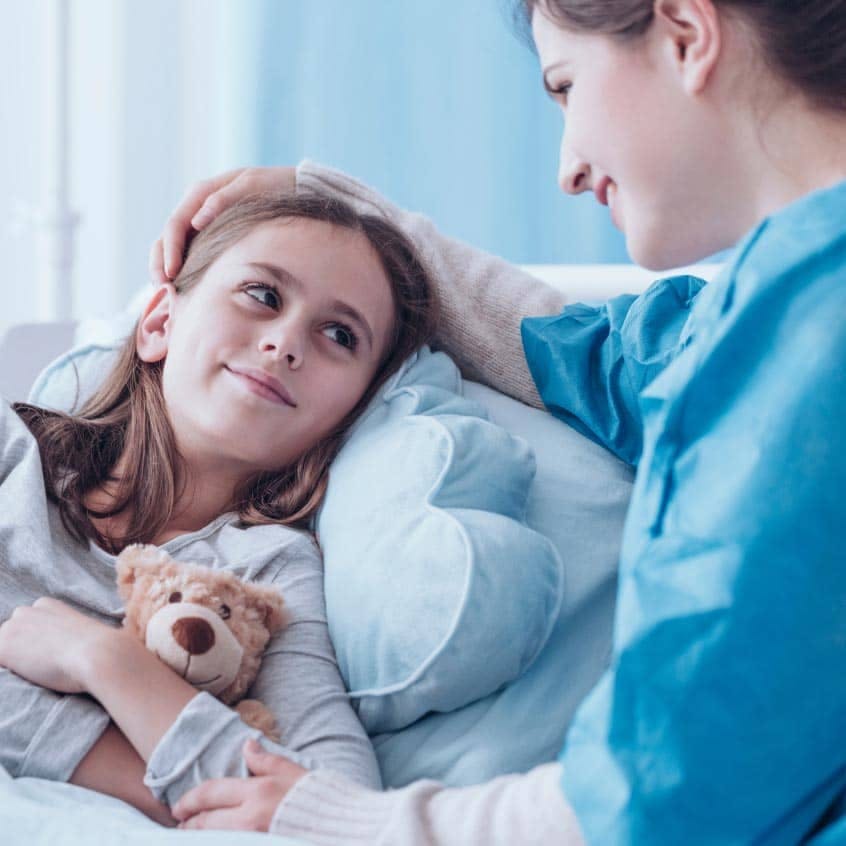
[
  {"xmin": 153, "ymin": 1, "xmax": 846, "ymax": 843},
  {"xmin": 0, "ymin": 194, "xmax": 437, "ymax": 825}
]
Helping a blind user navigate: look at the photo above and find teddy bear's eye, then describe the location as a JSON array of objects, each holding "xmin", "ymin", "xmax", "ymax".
[
  {"xmin": 219, "ymin": 604, "xmax": 231, "ymax": 620},
  {"xmin": 168, "ymin": 591, "xmax": 183, "ymax": 604}
]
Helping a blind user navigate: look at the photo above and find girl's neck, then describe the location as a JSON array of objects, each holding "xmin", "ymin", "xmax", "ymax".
[{"xmin": 86, "ymin": 454, "xmax": 241, "ymax": 547}]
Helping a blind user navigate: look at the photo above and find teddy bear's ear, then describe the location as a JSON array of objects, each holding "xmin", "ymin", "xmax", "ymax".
[
  {"xmin": 246, "ymin": 584, "xmax": 287, "ymax": 635},
  {"xmin": 115, "ymin": 543, "xmax": 172, "ymax": 601}
]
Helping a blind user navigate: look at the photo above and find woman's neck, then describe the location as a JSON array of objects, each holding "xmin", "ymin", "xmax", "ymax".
[{"xmin": 744, "ymin": 97, "xmax": 846, "ymax": 227}]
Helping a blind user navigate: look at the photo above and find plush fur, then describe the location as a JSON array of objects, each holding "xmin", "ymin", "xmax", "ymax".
[{"xmin": 115, "ymin": 543, "xmax": 287, "ymax": 741}]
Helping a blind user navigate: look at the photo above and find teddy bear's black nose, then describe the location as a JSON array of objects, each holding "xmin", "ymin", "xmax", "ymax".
[{"xmin": 171, "ymin": 617, "xmax": 216, "ymax": 655}]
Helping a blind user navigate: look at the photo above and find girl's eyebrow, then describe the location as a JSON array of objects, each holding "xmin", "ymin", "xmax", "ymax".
[{"xmin": 245, "ymin": 260, "xmax": 375, "ymax": 351}]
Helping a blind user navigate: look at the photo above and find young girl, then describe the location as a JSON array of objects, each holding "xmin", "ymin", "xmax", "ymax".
[
  {"xmin": 152, "ymin": 0, "xmax": 846, "ymax": 843},
  {"xmin": 0, "ymin": 194, "xmax": 437, "ymax": 826}
]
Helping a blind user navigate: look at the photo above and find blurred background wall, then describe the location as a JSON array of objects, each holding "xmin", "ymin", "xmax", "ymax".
[{"xmin": 0, "ymin": 0, "xmax": 628, "ymax": 327}]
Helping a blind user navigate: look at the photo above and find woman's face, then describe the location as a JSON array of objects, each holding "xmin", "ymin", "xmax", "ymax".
[
  {"xmin": 139, "ymin": 218, "xmax": 395, "ymax": 480},
  {"xmin": 532, "ymin": 7, "xmax": 742, "ymax": 269}
]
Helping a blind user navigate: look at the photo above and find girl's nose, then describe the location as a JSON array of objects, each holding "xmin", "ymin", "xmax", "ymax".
[
  {"xmin": 260, "ymin": 322, "xmax": 304, "ymax": 369},
  {"xmin": 558, "ymin": 140, "xmax": 591, "ymax": 196}
]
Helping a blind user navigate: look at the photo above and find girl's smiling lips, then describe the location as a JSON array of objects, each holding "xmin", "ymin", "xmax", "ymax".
[{"xmin": 225, "ymin": 365, "xmax": 297, "ymax": 407}]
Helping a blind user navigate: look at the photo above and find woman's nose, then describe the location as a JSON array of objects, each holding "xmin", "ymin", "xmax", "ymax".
[{"xmin": 558, "ymin": 138, "xmax": 591, "ymax": 196}]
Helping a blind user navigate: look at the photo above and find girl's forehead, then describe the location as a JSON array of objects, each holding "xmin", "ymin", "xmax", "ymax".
[{"xmin": 221, "ymin": 219, "xmax": 381, "ymax": 279}]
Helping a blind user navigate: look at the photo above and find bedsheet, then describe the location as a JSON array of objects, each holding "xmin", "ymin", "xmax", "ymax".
[{"xmin": 0, "ymin": 766, "xmax": 309, "ymax": 845}]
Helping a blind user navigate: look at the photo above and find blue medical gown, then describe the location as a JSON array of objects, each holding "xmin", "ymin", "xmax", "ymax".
[{"xmin": 521, "ymin": 180, "xmax": 846, "ymax": 844}]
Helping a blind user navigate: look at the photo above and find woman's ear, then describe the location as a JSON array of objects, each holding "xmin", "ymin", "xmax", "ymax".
[
  {"xmin": 653, "ymin": 0, "xmax": 721, "ymax": 95},
  {"xmin": 136, "ymin": 283, "xmax": 176, "ymax": 363}
]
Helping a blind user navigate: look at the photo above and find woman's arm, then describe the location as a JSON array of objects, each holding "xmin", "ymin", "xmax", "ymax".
[
  {"xmin": 175, "ymin": 747, "xmax": 585, "ymax": 845},
  {"xmin": 295, "ymin": 162, "xmax": 567, "ymax": 408},
  {"xmin": 151, "ymin": 164, "xmax": 568, "ymax": 408}
]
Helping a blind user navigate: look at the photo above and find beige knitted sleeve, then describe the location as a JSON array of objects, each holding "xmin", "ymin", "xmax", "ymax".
[
  {"xmin": 296, "ymin": 161, "xmax": 568, "ymax": 409},
  {"xmin": 270, "ymin": 761, "xmax": 585, "ymax": 845}
]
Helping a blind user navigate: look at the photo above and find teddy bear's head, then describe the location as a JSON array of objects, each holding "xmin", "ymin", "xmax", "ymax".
[{"xmin": 115, "ymin": 544, "xmax": 286, "ymax": 705}]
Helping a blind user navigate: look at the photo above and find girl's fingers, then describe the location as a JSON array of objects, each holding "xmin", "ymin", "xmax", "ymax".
[{"xmin": 172, "ymin": 778, "xmax": 245, "ymax": 821}]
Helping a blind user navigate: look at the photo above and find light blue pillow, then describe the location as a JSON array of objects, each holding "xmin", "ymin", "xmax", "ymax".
[
  {"xmin": 317, "ymin": 348, "xmax": 563, "ymax": 733},
  {"xmin": 29, "ymin": 336, "xmax": 564, "ymax": 735},
  {"xmin": 375, "ymin": 379, "xmax": 633, "ymax": 787}
]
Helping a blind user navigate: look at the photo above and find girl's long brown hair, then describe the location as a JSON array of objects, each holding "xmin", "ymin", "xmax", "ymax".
[{"xmin": 14, "ymin": 193, "xmax": 439, "ymax": 554}]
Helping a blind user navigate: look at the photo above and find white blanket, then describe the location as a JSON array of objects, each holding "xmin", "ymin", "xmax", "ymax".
[{"xmin": 0, "ymin": 766, "xmax": 309, "ymax": 845}]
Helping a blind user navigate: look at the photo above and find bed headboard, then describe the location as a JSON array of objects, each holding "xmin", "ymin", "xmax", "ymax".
[{"xmin": 0, "ymin": 263, "xmax": 721, "ymax": 403}]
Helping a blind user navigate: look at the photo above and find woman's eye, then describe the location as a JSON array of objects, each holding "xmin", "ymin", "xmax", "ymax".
[
  {"xmin": 324, "ymin": 323, "xmax": 358, "ymax": 352},
  {"xmin": 547, "ymin": 81, "xmax": 572, "ymax": 104},
  {"xmin": 244, "ymin": 282, "xmax": 280, "ymax": 309},
  {"xmin": 555, "ymin": 83, "xmax": 571, "ymax": 102},
  {"xmin": 168, "ymin": 591, "xmax": 182, "ymax": 603},
  {"xmin": 219, "ymin": 604, "xmax": 231, "ymax": 620}
]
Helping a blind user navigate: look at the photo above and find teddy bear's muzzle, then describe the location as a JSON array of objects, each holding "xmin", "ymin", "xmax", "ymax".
[{"xmin": 145, "ymin": 601, "xmax": 245, "ymax": 696}]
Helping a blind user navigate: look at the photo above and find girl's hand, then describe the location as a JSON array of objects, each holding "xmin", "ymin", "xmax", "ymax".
[
  {"xmin": 0, "ymin": 597, "xmax": 116, "ymax": 694},
  {"xmin": 172, "ymin": 739, "xmax": 308, "ymax": 831},
  {"xmin": 150, "ymin": 166, "xmax": 297, "ymax": 284}
]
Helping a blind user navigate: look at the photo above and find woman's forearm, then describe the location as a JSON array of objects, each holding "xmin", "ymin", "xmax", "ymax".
[
  {"xmin": 81, "ymin": 631, "xmax": 198, "ymax": 762},
  {"xmin": 296, "ymin": 161, "xmax": 567, "ymax": 408},
  {"xmin": 70, "ymin": 723, "xmax": 176, "ymax": 827}
]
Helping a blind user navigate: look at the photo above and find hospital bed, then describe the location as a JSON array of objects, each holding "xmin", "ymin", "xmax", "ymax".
[{"xmin": 0, "ymin": 262, "xmax": 719, "ymax": 844}]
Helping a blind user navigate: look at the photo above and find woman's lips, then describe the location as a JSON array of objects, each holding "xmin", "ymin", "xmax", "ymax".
[{"xmin": 606, "ymin": 182, "xmax": 623, "ymax": 230}]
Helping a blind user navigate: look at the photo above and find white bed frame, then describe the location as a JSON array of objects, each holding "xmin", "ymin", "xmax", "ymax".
[{"xmin": 0, "ymin": 263, "xmax": 720, "ymax": 404}]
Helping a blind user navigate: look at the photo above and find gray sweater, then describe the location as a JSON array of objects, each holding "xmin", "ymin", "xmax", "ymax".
[{"xmin": 0, "ymin": 398, "xmax": 380, "ymax": 807}]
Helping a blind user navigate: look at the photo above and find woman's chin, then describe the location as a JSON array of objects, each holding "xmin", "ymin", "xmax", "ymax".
[{"xmin": 626, "ymin": 230, "xmax": 705, "ymax": 272}]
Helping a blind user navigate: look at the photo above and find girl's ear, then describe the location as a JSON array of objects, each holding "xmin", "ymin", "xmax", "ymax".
[
  {"xmin": 653, "ymin": 0, "xmax": 721, "ymax": 95},
  {"xmin": 136, "ymin": 283, "xmax": 176, "ymax": 363}
]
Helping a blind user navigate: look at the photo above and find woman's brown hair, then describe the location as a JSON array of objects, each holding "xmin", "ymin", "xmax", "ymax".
[
  {"xmin": 518, "ymin": 0, "xmax": 846, "ymax": 113},
  {"xmin": 14, "ymin": 193, "xmax": 439, "ymax": 554}
]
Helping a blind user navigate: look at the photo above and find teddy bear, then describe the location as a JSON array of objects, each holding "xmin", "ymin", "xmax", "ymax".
[{"xmin": 115, "ymin": 543, "xmax": 286, "ymax": 742}]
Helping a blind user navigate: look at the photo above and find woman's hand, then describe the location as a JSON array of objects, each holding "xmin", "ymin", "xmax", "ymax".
[
  {"xmin": 150, "ymin": 166, "xmax": 297, "ymax": 284},
  {"xmin": 0, "ymin": 597, "xmax": 117, "ymax": 694},
  {"xmin": 172, "ymin": 739, "xmax": 308, "ymax": 831}
]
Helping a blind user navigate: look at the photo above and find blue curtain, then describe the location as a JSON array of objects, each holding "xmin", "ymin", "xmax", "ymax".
[{"xmin": 218, "ymin": 0, "xmax": 629, "ymax": 265}]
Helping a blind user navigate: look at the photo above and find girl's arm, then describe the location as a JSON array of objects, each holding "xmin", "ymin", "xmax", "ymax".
[
  {"xmin": 70, "ymin": 724, "xmax": 176, "ymax": 827},
  {"xmin": 0, "ymin": 541, "xmax": 378, "ymax": 811},
  {"xmin": 138, "ymin": 542, "xmax": 381, "ymax": 808}
]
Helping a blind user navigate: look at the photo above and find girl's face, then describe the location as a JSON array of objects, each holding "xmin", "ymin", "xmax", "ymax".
[
  {"xmin": 532, "ymin": 6, "xmax": 745, "ymax": 269},
  {"xmin": 138, "ymin": 218, "xmax": 395, "ymax": 480}
]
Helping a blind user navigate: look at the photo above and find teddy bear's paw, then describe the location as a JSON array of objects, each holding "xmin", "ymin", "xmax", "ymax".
[{"xmin": 236, "ymin": 699, "xmax": 281, "ymax": 743}]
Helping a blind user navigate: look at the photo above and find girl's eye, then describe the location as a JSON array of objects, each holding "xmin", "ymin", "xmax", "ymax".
[
  {"xmin": 219, "ymin": 604, "xmax": 231, "ymax": 620},
  {"xmin": 323, "ymin": 323, "xmax": 358, "ymax": 352},
  {"xmin": 169, "ymin": 591, "xmax": 182, "ymax": 603},
  {"xmin": 244, "ymin": 282, "xmax": 280, "ymax": 309}
]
